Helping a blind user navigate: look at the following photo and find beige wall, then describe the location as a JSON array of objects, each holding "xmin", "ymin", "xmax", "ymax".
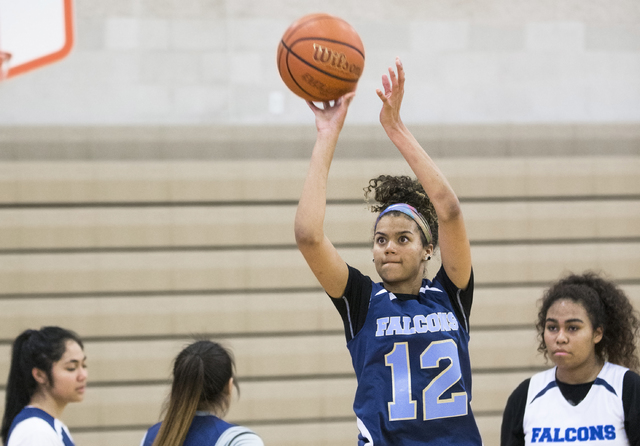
[
  {"xmin": 1, "ymin": 123, "xmax": 639, "ymax": 160},
  {"xmin": 1, "ymin": 151, "xmax": 639, "ymax": 445},
  {"xmin": 0, "ymin": 0, "xmax": 638, "ymax": 125}
]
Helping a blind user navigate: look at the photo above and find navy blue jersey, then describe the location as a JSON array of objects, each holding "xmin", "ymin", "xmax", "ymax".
[
  {"xmin": 141, "ymin": 412, "xmax": 263, "ymax": 446},
  {"xmin": 341, "ymin": 266, "xmax": 482, "ymax": 445}
]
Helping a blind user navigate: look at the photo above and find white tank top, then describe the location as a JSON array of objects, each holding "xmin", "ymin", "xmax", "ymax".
[{"xmin": 523, "ymin": 362, "xmax": 629, "ymax": 445}]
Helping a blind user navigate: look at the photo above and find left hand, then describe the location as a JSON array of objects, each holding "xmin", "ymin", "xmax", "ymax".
[{"xmin": 376, "ymin": 57, "xmax": 405, "ymax": 130}]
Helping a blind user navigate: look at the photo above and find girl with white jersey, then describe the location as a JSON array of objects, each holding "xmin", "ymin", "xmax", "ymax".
[
  {"xmin": 501, "ymin": 272, "xmax": 640, "ymax": 445},
  {"xmin": 1, "ymin": 326, "xmax": 87, "ymax": 446},
  {"xmin": 141, "ymin": 340, "xmax": 263, "ymax": 446}
]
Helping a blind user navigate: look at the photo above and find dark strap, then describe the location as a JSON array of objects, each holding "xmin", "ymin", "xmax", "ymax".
[
  {"xmin": 61, "ymin": 427, "xmax": 75, "ymax": 446},
  {"xmin": 225, "ymin": 431, "xmax": 253, "ymax": 446}
]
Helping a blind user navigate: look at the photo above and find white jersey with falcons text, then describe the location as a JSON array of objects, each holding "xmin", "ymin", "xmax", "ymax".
[{"xmin": 523, "ymin": 362, "xmax": 629, "ymax": 445}]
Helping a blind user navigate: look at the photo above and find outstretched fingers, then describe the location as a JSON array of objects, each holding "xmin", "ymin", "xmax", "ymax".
[
  {"xmin": 381, "ymin": 73, "xmax": 392, "ymax": 95},
  {"xmin": 377, "ymin": 58, "xmax": 405, "ymax": 103},
  {"xmin": 377, "ymin": 57, "xmax": 406, "ymax": 127},
  {"xmin": 389, "ymin": 58, "xmax": 405, "ymax": 97},
  {"xmin": 388, "ymin": 65, "xmax": 398, "ymax": 89},
  {"xmin": 395, "ymin": 57, "xmax": 405, "ymax": 87},
  {"xmin": 376, "ymin": 73, "xmax": 392, "ymax": 103}
]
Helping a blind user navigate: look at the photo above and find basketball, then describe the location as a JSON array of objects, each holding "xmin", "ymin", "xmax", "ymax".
[{"xmin": 277, "ymin": 13, "xmax": 365, "ymax": 102}]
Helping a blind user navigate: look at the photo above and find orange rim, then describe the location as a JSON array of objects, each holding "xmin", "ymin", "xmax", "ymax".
[
  {"xmin": 0, "ymin": 52, "xmax": 11, "ymax": 78},
  {"xmin": 5, "ymin": 0, "xmax": 74, "ymax": 79}
]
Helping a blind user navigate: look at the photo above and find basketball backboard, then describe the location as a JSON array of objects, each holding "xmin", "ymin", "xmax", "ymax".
[{"xmin": 0, "ymin": 0, "xmax": 74, "ymax": 81}]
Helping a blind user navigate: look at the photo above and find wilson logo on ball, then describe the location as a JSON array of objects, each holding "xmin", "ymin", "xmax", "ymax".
[
  {"xmin": 277, "ymin": 13, "xmax": 365, "ymax": 102},
  {"xmin": 312, "ymin": 44, "xmax": 363, "ymax": 77}
]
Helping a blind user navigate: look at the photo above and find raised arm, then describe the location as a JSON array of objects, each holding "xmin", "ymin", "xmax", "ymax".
[
  {"xmin": 377, "ymin": 58, "xmax": 471, "ymax": 289},
  {"xmin": 294, "ymin": 94, "xmax": 355, "ymax": 298}
]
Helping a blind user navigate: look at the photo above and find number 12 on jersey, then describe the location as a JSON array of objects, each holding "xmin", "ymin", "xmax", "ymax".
[{"xmin": 385, "ymin": 340, "xmax": 468, "ymax": 421}]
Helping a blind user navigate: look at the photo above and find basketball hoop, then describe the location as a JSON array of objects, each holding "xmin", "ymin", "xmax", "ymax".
[
  {"xmin": 0, "ymin": 0, "xmax": 74, "ymax": 81},
  {"xmin": 0, "ymin": 51, "xmax": 11, "ymax": 80}
]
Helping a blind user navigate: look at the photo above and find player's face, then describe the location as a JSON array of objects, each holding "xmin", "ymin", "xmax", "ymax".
[
  {"xmin": 40, "ymin": 340, "xmax": 88, "ymax": 405},
  {"xmin": 544, "ymin": 299, "xmax": 603, "ymax": 382},
  {"xmin": 373, "ymin": 214, "xmax": 431, "ymax": 293}
]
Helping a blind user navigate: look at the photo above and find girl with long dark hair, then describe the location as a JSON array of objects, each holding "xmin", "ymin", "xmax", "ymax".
[
  {"xmin": 1, "ymin": 326, "xmax": 87, "ymax": 446},
  {"xmin": 141, "ymin": 340, "xmax": 263, "ymax": 446}
]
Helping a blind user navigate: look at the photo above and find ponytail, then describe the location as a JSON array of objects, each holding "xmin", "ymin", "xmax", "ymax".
[
  {"xmin": 152, "ymin": 341, "xmax": 236, "ymax": 446},
  {"xmin": 2, "ymin": 331, "xmax": 35, "ymax": 444},
  {"xmin": 152, "ymin": 352, "xmax": 204, "ymax": 446},
  {"xmin": 1, "ymin": 327, "xmax": 83, "ymax": 445}
]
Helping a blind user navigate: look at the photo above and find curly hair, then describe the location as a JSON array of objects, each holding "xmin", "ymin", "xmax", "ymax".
[
  {"xmin": 364, "ymin": 175, "xmax": 439, "ymax": 248},
  {"xmin": 536, "ymin": 271, "xmax": 640, "ymax": 373}
]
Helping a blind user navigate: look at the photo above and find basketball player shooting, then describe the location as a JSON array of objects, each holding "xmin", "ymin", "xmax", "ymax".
[{"xmin": 294, "ymin": 57, "xmax": 484, "ymax": 445}]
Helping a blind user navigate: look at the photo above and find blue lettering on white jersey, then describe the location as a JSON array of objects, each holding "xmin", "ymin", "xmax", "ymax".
[
  {"xmin": 523, "ymin": 363, "xmax": 629, "ymax": 445},
  {"xmin": 530, "ymin": 425, "xmax": 617, "ymax": 442}
]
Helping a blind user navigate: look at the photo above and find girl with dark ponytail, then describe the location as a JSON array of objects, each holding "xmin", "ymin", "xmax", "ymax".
[
  {"xmin": 1, "ymin": 326, "xmax": 87, "ymax": 446},
  {"xmin": 141, "ymin": 340, "xmax": 263, "ymax": 446}
]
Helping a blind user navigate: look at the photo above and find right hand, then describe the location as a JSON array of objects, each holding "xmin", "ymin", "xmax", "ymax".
[{"xmin": 307, "ymin": 92, "xmax": 356, "ymax": 136}]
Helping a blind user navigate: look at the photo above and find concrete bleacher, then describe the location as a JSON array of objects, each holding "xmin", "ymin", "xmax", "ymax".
[{"xmin": 1, "ymin": 151, "xmax": 639, "ymax": 446}]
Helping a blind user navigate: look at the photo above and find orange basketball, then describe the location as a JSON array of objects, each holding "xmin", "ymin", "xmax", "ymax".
[{"xmin": 277, "ymin": 13, "xmax": 365, "ymax": 102}]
